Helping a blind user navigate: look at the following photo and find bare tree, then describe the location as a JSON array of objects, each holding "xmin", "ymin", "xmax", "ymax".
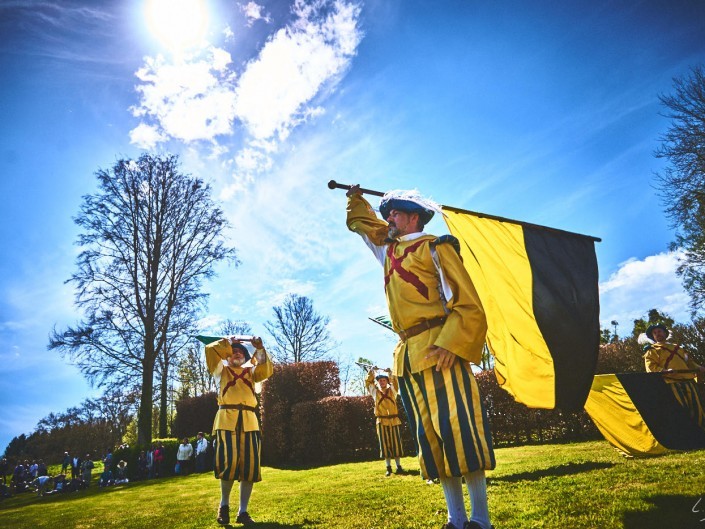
[
  {"xmin": 264, "ymin": 294, "xmax": 336, "ymax": 363},
  {"xmin": 655, "ymin": 65, "xmax": 705, "ymax": 312},
  {"xmin": 49, "ymin": 154, "xmax": 236, "ymax": 446}
]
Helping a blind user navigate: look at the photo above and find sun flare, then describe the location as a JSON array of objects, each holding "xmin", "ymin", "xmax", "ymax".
[{"xmin": 145, "ymin": 0, "xmax": 210, "ymax": 52}]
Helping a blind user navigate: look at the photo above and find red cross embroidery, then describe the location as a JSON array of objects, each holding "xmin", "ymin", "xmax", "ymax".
[
  {"xmin": 378, "ymin": 388, "xmax": 395, "ymax": 406},
  {"xmin": 384, "ymin": 240, "xmax": 429, "ymax": 299},
  {"xmin": 222, "ymin": 367, "xmax": 255, "ymax": 397},
  {"xmin": 663, "ymin": 345, "xmax": 681, "ymax": 371}
]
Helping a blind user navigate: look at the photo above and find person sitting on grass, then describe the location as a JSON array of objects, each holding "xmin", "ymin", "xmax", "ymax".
[
  {"xmin": 99, "ymin": 467, "xmax": 113, "ymax": 488},
  {"xmin": 115, "ymin": 460, "xmax": 129, "ymax": 484},
  {"xmin": 205, "ymin": 335, "xmax": 273, "ymax": 527}
]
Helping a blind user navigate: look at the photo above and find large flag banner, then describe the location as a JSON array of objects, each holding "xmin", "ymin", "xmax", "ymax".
[
  {"xmin": 443, "ymin": 208, "xmax": 600, "ymax": 411},
  {"xmin": 585, "ymin": 373, "xmax": 705, "ymax": 456}
]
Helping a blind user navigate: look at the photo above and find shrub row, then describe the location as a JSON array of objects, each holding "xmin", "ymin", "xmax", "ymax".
[{"xmin": 171, "ymin": 362, "xmax": 601, "ymax": 468}]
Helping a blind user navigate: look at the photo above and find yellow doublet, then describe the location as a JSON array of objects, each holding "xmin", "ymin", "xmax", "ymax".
[
  {"xmin": 644, "ymin": 342, "xmax": 701, "ymax": 383},
  {"xmin": 347, "ymin": 194, "xmax": 487, "ymax": 375},
  {"xmin": 206, "ymin": 338, "xmax": 273, "ymax": 432},
  {"xmin": 365, "ymin": 371, "xmax": 402, "ymax": 426}
]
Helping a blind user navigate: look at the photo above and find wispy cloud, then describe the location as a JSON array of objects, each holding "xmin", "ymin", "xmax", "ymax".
[
  {"xmin": 241, "ymin": 1, "xmax": 271, "ymax": 26},
  {"xmin": 130, "ymin": 0, "xmax": 363, "ymax": 190}
]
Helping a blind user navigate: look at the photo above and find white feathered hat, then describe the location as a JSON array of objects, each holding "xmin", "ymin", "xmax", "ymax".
[{"xmin": 378, "ymin": 189, "xmax": 443, "ymax": 225}]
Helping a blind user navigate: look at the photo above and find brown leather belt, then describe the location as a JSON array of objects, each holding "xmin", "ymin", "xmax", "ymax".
[
  {"xmin": 397, "ymin": 316, "xmax": 447, "ymax": 341},
  {"xmin": 219, "ymin": 404, "xmax": 257, "ymax": 412}
]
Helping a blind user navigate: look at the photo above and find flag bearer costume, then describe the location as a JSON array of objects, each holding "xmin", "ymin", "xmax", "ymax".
[
  {"xmin": 346, "ymin": 188, "xmax": 495, "ymax": 529},
  {"xmin": 205, "ymin": 336, "xmax": 273, "ymax": 526},
  {"xmin": 366, "ymin": 368, "xmax": 405, "ymax": 475},
  {"xmin": 643, "ymin": 323, "xmax": 705, "ymax": 429}
]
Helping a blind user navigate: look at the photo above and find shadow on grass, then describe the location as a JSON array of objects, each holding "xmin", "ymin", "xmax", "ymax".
[
  {"xmin": 622, "ymin": 494, "xmax": 704, "ymax": 529},
  {"xmin": 489, "ymin": 461, "xmax": 615, "ymax": 483}
]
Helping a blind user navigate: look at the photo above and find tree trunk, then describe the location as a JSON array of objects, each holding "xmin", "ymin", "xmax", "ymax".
[
  {"xmin": 158, "ymin": 361, "xmax": 169, "ymax": 438},
  {"xmin": 137, "ymin": 360, "xmax": 154, "ymax": 446}
]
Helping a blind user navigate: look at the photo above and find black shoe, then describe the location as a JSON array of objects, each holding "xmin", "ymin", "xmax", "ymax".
[
  {"xmin": 217, "ymin": 505, "xmax": 230, "ymax": 525},
  {"xmin": 442, "ymin": 523, "xmax": 460, "ymax": 529},
  {"xmin": 395, "ymin": 466, "xmax": 403, "ymax": 474},
  {"xmin": 236, "ymin": 511, "xmax": 255, "ymax": 525},
  {"xmin": 385, "ymin": 466, "xmax": 392, "ymax": 477}
]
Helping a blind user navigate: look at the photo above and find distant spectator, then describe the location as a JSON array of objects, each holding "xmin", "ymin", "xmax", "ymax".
[
  {"xmin": 177, "ymin": 437, "xmax": 193, "ymax": 475},
  {"xmin": 154, "ymin": 443, "xmax": 165, "ymax": 477},
  {"xmin": 61, "ymin": 452, "xmax": 71, "ymax": 475},
  {"xmin": 102, "ymin": 449, "xmax": 114, "ymax": 472},
  {"xmin": 81, "ymin": 455, "xmax": 94, "ymax": 486},
  {"xmin": 115, "ymin": 460, "xmax": 129, "ymax": 485},
  {"xmin": 98, "ymin": 468, "xmax": 113, "ymax": 488},
  {"xmin": 29, "ymin": 460, "xmax": 38, "ymax": 479},
  {"xmin": 0, "ymin": 457, "xmax": 8, "ymax": 484},
  {"xmin": 71, "ymin": 454, "xmax": 82, "ymax": 480},
  {"xmin": 195, "ymin": 432, "xmax": 208, "ymax": 473},
  {"xmin": 147, "ymin": 445, "xmax": 155, "ymax": 479},
  {"xmin": 53, "ymin": 474, "xmax": 67, "ymax": 493},
  {"xmin": 11, "ymin": 462, "xmax": 28, "ymax": 493},
  {"xmin": 37, "ymin": 460, "xmax": 47, "ymax": 477},
  {"xmin": 137, "ymin": 451, "xmax": 148, "ymax": 480},
  {"xmin": 31, "ymin": 475, "xmax": 54, "ymax": 496}
]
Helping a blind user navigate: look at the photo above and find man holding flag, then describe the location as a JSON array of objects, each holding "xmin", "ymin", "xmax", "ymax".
[
  {"xmin": 204, "ymin": 335, "xmax": 272, "ymax": 526},
  {"xmin": 365, "ymin": 367, "xmax": 405, "ymax": 476},
  {"xmin": 346, "ymin": 185, "xmax": 495, "ymax": 529}
]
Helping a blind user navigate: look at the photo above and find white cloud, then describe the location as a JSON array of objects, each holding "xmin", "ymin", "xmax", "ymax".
[
  {"xmin": 130, "ymin": 48, "xmax": 238, "ymax": 144},
  {"xmin": 599, "ymin": 251, "xmax": 691, "ymax": 328},
  {"xmin": 129, "ymin": 122, "xmax": 166, "ymax": 149},
  {"xmin": 234, "ymin": 0, "xmax": 362, "ymax": 142},
  {"xmin": 242, "ymin": 1, "xmax": 271, "ymax": 26}
]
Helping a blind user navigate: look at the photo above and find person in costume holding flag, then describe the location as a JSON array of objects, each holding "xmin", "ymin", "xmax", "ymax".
[
  {"xmin": 205, "ymin": 335, "xmax": 273, "ymax": 526},
  {"xmin": 366, "ymin": 367, "xmax": 405, "ymax": 476},
  {"xmin": 642, "ymin": 323, "xmax": 705, "ymax": 428},
  {"xmin": 346, "ymin": 185, "xmax": 495, "ymax": 529}
]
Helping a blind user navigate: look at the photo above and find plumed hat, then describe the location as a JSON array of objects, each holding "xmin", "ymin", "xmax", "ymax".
[
  {"xmin": 379, "ymin": 189, "xmax": 442, "ymax": 226},
  {"xmin": 645, "ymin": 323, "xmax": 669, "ymax": 341}
]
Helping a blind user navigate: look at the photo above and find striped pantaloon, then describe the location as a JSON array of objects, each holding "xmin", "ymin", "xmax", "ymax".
[
  {"xmin": 214, "ymin": 416, "xmax": 261, "ymax": 482},
  {"xmin": 377, "ymin": 423, "xmax": 404, "ymax": 459},
  {"xmin": 399, "ymin": 356, "xmax": 495, "ymax": 480}
]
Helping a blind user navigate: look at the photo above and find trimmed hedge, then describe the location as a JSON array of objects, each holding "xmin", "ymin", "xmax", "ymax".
[
  {"xmin": 475, "ymin": 370, "xmax": 600, "ymax": 446},
  {"xmin": 172, "ymin": 392, "xmax": 219, "ymax": 439},
  {"xmin": 260, "ymin": 361, "xmax": 340, "ymax": 466}
]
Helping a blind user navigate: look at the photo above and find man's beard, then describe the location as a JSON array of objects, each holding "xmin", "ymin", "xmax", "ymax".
[
  {"xmin": 229, "ymin": 358, "xmax": 245, "ymax": 368},
  {"xmin": 388, "ymin": 224, "xmax": 399, "ymax": 239}
]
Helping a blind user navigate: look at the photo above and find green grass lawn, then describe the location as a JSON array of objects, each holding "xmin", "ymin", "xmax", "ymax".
[{"xmin": 1, "ymin": 440, "xmax": 704, "ymax": 529}]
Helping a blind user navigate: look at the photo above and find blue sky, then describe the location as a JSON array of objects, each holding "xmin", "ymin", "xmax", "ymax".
[{"xmin": 1, "ymin": 0, "xmax": 704, "ymax": 453}]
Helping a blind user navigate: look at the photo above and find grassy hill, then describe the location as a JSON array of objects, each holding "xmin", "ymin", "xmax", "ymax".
[{"xmin": 1, "ymin": 440, "xmax": 703, "ymax": 528}]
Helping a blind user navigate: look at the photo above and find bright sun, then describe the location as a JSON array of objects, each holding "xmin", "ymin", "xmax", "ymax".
[{"xmin": 145, "ymin": 0, "xmax": 210, "ymax": 52}]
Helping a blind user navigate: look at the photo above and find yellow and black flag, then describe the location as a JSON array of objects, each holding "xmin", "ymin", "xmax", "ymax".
[
  {"xmin": 585, "ymin": 373, "xmax": 705, "ymax": 457},
  {"xmin": 443, "ymin": 208, "xmax": 600, "ymax": 412}
]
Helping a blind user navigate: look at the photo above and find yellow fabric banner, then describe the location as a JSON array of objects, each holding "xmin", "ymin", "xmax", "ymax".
[
  {"xmin": 584, "ymin": 374, "xmax": 667, "ymax": 457},
  {"xmin": 443, "ymin": 209, "xmax": 556, "ymax": 408}
]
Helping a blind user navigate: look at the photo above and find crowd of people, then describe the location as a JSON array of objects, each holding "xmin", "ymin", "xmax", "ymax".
[
  {"xmin": 0, "ymin": 454, "xmax": 95, "ymax": 498},
  {"xmin": 0, "ymin": 434, "xmax": 216, "ymax": 501}
]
